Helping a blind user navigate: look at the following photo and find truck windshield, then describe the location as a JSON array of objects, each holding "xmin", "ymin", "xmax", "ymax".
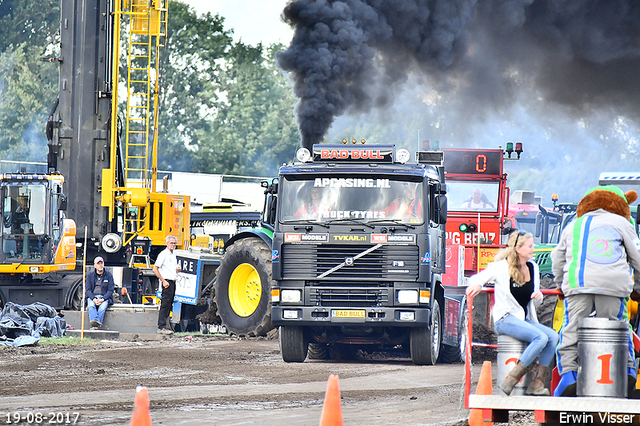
[
  {"xmin": 279, "ymin": 177, "xmax": 424, "ymax": 225},
  {"xmin": 447, "ymin": 181, "xmax": 500, "ymax": 213},
  {"xmin": 2, "ymin": 184, "xmax": 47, "ymax": 260}
]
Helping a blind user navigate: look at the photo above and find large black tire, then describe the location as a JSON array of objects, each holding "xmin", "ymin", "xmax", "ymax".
[
  {"xmin": 537, "ymin": 273, "xmax": 557, "ymax": 329},
  {"xmin": 438, "ymin": 301, "xmax": 468, "ymax": 364},
  {"xmin": 410, "ymin": 299, "xmax": 441, "ymax": 365},
  {"xmin": 214, "ymin": 238, "xmax": 274, "ymax": 336},
  {"xmin": 280, "ymin": 326, "xmax": 308, "ymax": 362},
  {"xmin": 308, "ymin": 342, "xmax": 329, "ymax": 360},
  {"xmin": 63, "ymin": 275, "xmax": 84, "ymax": 310},
  {"xmin": 196, "ymin": 276, "xmax": 222, "ymax": 326}
]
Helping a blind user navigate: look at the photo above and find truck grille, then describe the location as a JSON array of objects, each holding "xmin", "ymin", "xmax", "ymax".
[
  {"xmin": 281, "ymin": 244, "xmax": 419, "ymax": 280},
  {"xmin": 309, "ymin": 287, "xmax": 389, "ymax": 308},
  {"xmin": 534, "ymin": 251, "xmax": 551, "ymax": 268}
]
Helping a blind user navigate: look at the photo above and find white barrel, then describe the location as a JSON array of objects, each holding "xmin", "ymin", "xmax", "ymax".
[
  {"xmin": 497, "ymin": 334, "xmax": 533, "ymax": 396},
  {"xmin": 577, "ymin": 317, "xmax": 629, "ymax": 398}
]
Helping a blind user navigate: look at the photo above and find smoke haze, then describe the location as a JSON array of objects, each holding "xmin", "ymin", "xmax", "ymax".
[{"xmin": 277, "ymin": 0, "xmax": 640, "ymax": 203}]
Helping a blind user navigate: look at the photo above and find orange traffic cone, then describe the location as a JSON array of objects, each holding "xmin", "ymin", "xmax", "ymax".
[
  {"xmin": 468, "ymin": 361, "xmax": 493, "ymax": 426},
  {"xmin": 319, "ymin": 374, "xmax": 343, "ymax": 426},
  {"xmin": 130, "ymin": 385, "xmax": 152, "ymax": 426}
]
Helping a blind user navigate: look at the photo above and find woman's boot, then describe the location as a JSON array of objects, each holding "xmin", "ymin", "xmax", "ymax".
[
  {"xmin": 525, "ymin": 364, "xmax": 550, "ymax": 396},
  {"xmin": 499, "ymin": 360, "xmax": 530, "ymax": 396}
]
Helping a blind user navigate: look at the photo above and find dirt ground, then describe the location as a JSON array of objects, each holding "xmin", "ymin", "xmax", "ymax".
[
  {"xmin": 0, "ymin": 333, "xmax": 490, "ymax": 426},
  {"xmin": 0, "ymin": 290, "xmax": 556, "ymax": 426}
]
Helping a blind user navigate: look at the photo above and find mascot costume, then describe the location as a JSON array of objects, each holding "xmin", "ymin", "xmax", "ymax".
[{"xmin": 551, "ymin": 185, "xmax": 640, "ymax": 397}]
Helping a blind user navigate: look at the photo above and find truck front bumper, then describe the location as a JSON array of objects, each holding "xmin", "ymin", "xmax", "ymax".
[{"xmin": 271, "ymin": 305, "xmax": 432, "ymax": 328}]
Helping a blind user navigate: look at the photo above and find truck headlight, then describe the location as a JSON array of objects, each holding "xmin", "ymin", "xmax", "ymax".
[
  {"xmin": 281, "ymin": 289, "xmax": 302, "ymax": 303},
  {"xmin": 399, "ymin": 311, "xmax": 415, "ymax": 321},
  {"xmin": 283, "ymin": 309, "xmax": 299, "ymax": 319},
  {"xmin": 397, "ymin": 290, "xmax": 418, "ymax": 304}
]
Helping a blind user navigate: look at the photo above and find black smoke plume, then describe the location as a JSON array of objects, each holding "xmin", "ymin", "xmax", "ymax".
[{"xmin": 277, "ymin": 0, "xmax": 640, "ymax": 150}]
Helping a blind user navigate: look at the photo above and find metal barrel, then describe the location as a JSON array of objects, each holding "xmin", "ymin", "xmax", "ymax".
[
  {"xmin": 497, "ymin": 334, "xmax": 533, "ymax": 396},
  {"xmin": 577, "ymin": 317, "xmax": 629, "ymax": 397}
]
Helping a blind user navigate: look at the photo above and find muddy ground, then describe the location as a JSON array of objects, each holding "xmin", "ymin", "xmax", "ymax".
[
  {"xmin": 0, "ymin": 290, "xmax": 556, "ymax": 425},
  {"xmin": 0, "ymin": 332, "xmax": 497, "ymax": 426}
]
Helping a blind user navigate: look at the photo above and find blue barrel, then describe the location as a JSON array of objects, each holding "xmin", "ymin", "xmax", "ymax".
[
  {"xmin": 577, "ymin": 317, "xmax": 629, "ymax": 397},
  {"xmin": 497, "ymin": 334, "xmax": 533, "ymax": 396}
]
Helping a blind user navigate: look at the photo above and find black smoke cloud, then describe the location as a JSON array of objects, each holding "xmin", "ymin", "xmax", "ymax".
[{"xmin": 277, "ymin": 0, "xmax": 640, "ymax": 150}]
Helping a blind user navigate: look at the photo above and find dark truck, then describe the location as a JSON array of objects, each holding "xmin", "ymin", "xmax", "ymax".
[{"xmin": 270, "ymin": 144, "xmax": 467, "ymax": 365}]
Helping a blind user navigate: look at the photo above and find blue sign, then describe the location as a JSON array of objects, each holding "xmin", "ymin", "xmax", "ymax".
[{"xmin": 174, "ymin": 255, "xmax": 198, "ymax": 305}]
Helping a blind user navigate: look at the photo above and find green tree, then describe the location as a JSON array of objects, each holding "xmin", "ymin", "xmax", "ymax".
[
  {"xmin": 0, "ymin": 0, "xmax": 59, "ymax": 163},
  {"xmin": 0, "ymin": 0, "xmax": 299, "ymax": 177},
  {"xmin": 0, "ymin": 0, "xmax": 59, "ymax": 51},
  {"xmin": 156, "ymin": 1, "xmax": 233, "ymax": 172},
  {"xmin": 200, "ymin": 42, "xmax": 299, "ymax": 176}
]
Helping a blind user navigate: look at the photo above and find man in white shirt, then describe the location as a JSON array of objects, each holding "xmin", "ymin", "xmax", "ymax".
[
  {"xmin": 460, "ymin": 188, "xmax": 494, "ymax": 209},
  {"xmin": 154, "ymin": 235, "xmax": 180, "ymax": 334}
]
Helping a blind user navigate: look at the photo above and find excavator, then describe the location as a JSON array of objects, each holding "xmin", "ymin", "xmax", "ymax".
[{"xmin": 0, "ymin": 0, "xmax": 189, "ymax": 309}]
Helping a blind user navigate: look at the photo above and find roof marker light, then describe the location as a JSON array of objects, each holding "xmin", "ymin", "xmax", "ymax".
[
  {"xmin": 396, "ymin": 149, "xmax": 411, "ymax": 164},
  {"xmin": 296, "ymin": 148, "xmax": 311, "ymax": 163}
]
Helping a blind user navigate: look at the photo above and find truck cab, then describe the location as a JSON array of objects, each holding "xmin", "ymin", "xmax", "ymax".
[
  {"xmin": 0, "ymin": 173, "xmax": 75, "ymax": 271},
  {"xmin": 442, "ymin": 148, "xmax": 509, "ymax": 279},
  {"xmin": 0, "ymin": 172, "xmax": 76, "ymax": 307},
  {"xmin": 271, "ymin": 144, "xmax": 464, "ymax": 365}
]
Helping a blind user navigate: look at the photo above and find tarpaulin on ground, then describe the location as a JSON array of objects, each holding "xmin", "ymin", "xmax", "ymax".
[{"xmin": 0, "ymin": 302, "xmax": 66, "ymax": 346}]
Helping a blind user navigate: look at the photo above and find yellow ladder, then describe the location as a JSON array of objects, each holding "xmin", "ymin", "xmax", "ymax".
[{"xmin": 122, "ymin": 0, "xmax": 167, "ymax": 244}]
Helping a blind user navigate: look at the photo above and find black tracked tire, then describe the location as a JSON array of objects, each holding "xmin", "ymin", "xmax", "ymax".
[
  {"xmin": 438, "ymin": 302, "xmax": 468, "ymax": 363},
  {"xmin": 280, "ymin": 326, "xmax": 308, "ymax": 362},
  {"xmin": 214, "ymin": 238, "xmax": 274, "ymax": 336},
  {"xmin": 410, "ymin": 299, "xmax": 441, "ymax": 365},
  {"xmin": 308, "ymin": 342, "xmax": 329, "ymax": 360}
]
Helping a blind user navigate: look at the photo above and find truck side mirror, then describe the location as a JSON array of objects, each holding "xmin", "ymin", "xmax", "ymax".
[
  {"xmin": 59, "ymin": 194, "xmax": 67, "ymax": 211},
  {"xmin": 535, "ymin": 213, "xmax": 542, "ymax": 238},
  {"xmin": 434, "ymin": 194, "xmax": 447, "ymax": 225},
  {"xmin": 265, "ymin": 194, "xmax": 278, "ymax": 225}
]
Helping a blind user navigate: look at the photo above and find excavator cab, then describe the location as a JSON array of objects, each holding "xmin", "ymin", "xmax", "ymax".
[{"xmin": 0, "ymin": 173, "xmax": 76, "ymax": 273}]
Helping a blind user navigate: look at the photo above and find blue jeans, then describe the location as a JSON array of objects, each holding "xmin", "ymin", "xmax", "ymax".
[
  {"xmin": 495, "ymin": 314, "xmax": 559, "ymax": 367},
  {"xmin": 87, "ymin": 298, "xmax": 110, "ymax": 324}
]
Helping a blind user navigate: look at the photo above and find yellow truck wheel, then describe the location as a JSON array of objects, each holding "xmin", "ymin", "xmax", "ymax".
[{"xmin": 214, "ymin": 238, "xmax": 274, "ymax": 336}]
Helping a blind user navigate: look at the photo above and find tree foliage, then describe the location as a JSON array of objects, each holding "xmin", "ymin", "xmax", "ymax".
[
  {"xmin": 156, "ymin": 2, "xmax": 233, "ymax": 172},
  {"xmin": 198, "ymin": 42, "xmax": 299, "ymax": 176},
  {"xmin": 0, "ymin": 0, "xmax": 59, "ymax": 51},
  {"xmin": 155, "ymin": 1, "xmax": 299, "ymax": 176},
  {"xmin": 0, "ymin": 0, "xmax": 299, "ymax": 177},
  {"xmin": 0, "ymin": 0, "xmax": 59, "ymax": 162}
]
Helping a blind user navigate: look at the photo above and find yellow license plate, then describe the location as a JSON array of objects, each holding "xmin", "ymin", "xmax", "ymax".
[{"xmin": 332, "ymin": 309, "xmax": 365, "ymax": 318}]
